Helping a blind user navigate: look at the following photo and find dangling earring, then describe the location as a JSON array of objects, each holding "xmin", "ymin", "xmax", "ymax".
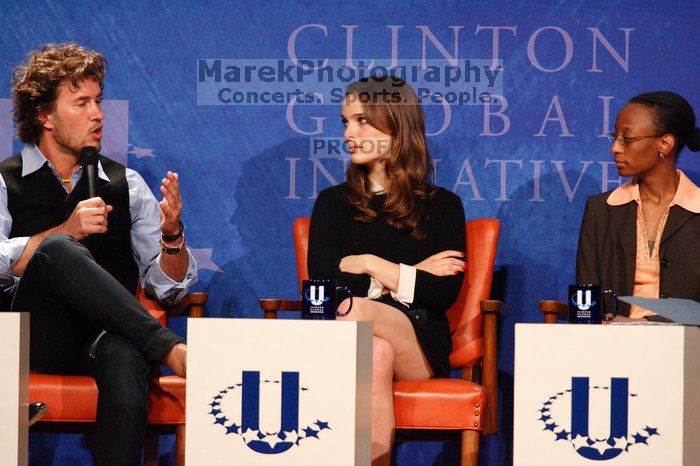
[{"xmin": 659, "ymin": 153, "xmax": 665, "ymax": 160}]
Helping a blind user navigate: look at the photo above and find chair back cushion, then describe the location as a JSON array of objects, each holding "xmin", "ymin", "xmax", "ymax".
[
  {"xmin": 294, "ymin": 217, "xmax": 500, "ymax": 370},
  {"xmin": 294, "ymin": 218, "xmax": 311, "ymax": 295},
  {"xmin": 447, "ymin": 219, "xmax": 500, "ymax": 368}
]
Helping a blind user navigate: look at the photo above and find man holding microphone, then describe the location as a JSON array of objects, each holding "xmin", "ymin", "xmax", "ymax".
[{"xmin": 0, "ymin": 43, "xmax": 197, "ymax": 465}]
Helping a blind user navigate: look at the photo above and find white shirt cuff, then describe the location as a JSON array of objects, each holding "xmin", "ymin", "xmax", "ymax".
[
  {"xmin": 0, "ymin": 236, "xmax": 29, "ymax": 291},
  {"xmin": 367, "ymin": 277, "xmax": 384, "ymax": 299},
  {"xmin": 390, "ymin": 263, "xmax": 416, "ymax": 306},
  {"xmin": 141, "ymin": 248, "xmax": 198, "ymax": 305}
]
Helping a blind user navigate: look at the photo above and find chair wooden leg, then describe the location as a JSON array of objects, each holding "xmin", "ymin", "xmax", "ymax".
[
  {"xmin": 143, "ymin": 433, "xmax": 159, "ymax": 466},
  {"xmin": 176, "ymin": 424, "xmax": 186, "ymax": 466},
  {"xmin": 461, "ymin": 430, "xmax": 480, "ymax": 466}
]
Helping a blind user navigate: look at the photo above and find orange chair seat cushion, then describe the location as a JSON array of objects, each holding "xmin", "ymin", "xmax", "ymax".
[
  {"xmin": 29, "ymin": 373, "xmax": 185, "ymax": 424},
  {"xmin": 393, "ymin": 378, "xmax": 486, "ymax": 430}
]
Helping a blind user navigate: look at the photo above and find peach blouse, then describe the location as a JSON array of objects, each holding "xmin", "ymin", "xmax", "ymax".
[{"xmin": 606, "ymin": 170, "xmax": 700, "ymax": 318}]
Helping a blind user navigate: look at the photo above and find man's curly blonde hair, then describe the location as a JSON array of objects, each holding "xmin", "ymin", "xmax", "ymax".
[{"xmin": 12, "ymin": 43, "xmax": 107, "ymax": 144}]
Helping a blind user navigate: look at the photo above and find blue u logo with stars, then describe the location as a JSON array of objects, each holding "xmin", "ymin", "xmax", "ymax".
[
  {"xmin": 538, "ymin": 377, "xmax": 660, "ymax": 460},
  {"xmin": 208, "ymin": 371, "xmax": 331, "ymax": 455}
]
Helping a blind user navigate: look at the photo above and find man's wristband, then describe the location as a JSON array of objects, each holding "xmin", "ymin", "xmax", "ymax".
[
  {"xmin": 162, "ymin": 220, "xmax": 184, "ymax": 242},
  {"xmin": 160, "ymin": 234, "xmax": 185, "ymax": 255}
]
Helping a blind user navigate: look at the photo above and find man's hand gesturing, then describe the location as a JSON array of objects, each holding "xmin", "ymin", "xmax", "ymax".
[{"xmin": 159, "ymin": 171, "xmax": 183, "ymax": 236}]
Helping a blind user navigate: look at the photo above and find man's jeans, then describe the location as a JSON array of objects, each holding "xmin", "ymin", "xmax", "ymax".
[{"xmin": 12, "ymin": 233, "xmax": 183, "ymax": 465}]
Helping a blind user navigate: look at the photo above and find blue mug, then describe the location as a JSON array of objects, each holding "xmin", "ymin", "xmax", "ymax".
[
  {"xmin": 568, "ymin": 284, "xmax": 619, "ymax": 324},
  {"xmin": 302, "ymin": 280, "xmax": 353, "ymax": 320}
]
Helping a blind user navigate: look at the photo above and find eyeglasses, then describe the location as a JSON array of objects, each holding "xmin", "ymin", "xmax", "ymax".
[{"xmin": 607, "ymin": 133, "xmax": 660, "ymax": 146}]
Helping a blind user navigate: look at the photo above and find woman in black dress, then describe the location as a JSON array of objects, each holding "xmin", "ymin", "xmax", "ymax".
[{"xmin": 308, "ymin": 76, "xmax": 466, "ymax": 465}]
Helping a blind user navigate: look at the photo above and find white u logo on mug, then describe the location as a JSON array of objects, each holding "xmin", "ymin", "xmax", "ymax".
[
  {"xmin": 309, "ymin": 285, "xmax": 325, "ymax": 306},
  {"xmin": 574, "ymin": 290, "xmax": 593, "ymax": 310},
  {"xmin": 302, "ymin": 280, "xmax": 353, "ymax": 320}
]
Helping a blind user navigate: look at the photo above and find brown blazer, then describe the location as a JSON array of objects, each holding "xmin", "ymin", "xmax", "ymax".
[{"xmin": 576, "ymin": 190, "xmax": 700, "ymax": 319}]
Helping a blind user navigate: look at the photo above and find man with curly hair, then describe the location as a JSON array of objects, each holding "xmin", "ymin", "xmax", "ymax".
[{"xmin": 0, "ymin": 43, "xmax": 197, "ymax": 465}]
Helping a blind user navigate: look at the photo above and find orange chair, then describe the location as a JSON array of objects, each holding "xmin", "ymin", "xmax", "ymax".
[
  {"xmin": 260, "ymin": 217, "xmax": 502, "ymax": 466},
  {"xmin": 29, "ymin": 287, "xmax": 207, "ymax": 466}
]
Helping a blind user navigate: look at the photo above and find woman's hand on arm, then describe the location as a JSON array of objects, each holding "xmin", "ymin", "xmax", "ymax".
[
  {"xmin": 413, "ymin": 190, "xmax": 466, "ymax": 311},
  {"xmin": 340, "ymin": 254, "xmax": 400, "ymax": 293},
  {"xmin": 415, "ymin": 250, "xmax": 466, "ymax": 276}
]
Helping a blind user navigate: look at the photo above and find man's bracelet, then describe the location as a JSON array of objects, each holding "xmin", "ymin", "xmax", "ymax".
[
  {"xmin": 162, "ymin": 220, "xmax": 185, "ymax": 242},
  {"xmin": 160, "ymin": 234, "xmax": 185, "ymax": 255}
]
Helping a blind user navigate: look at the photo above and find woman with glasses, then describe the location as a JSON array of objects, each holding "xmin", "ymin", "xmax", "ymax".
[{"xmin": 577, "ymin": 91, "xmax": 700, "ymax": 321}]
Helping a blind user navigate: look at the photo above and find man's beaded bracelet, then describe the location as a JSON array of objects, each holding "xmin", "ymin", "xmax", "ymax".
[
  {"xmin": 162, "ymin": 220, "xmax": 185, "ymax": 242},
  {"xmin": 160, "ymin": 234, "xmax": 185, "ymax": 255}
]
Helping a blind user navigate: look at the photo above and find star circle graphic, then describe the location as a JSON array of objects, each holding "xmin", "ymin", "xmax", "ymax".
[
  {"xmin": 208, "ymin": 379, "xmax": 331, "ymax": 453},
  {"xmin": 538, "ymin": 386, "xmax": 660, "ymax": 460}
]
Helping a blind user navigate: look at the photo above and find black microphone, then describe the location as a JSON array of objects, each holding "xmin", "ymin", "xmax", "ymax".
[{"xmin": 79, "ymin": 146, "xmax": 99, "ymax": 198}]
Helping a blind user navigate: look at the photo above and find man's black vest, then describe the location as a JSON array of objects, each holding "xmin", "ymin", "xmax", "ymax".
[{"xmin": 0, "ymin": 153, "xmax": 139, "ymax": 296}]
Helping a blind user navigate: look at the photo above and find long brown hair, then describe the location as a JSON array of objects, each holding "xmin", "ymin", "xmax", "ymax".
[{"xmin": 345, "ymin": 76, "xmax": 434, "ymax": 239}]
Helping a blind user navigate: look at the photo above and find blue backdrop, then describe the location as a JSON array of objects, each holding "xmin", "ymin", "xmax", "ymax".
[{"xmin": 1, "ymin": 0, "xmax": 698, "ymax": 464}]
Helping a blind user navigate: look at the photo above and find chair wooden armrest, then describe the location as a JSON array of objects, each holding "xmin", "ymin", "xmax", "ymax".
[
  {"xmin": 479, "ymin": 299, "xmax": 502, "ymax": 435},
  {"xmin": 259, "ymin": 299, "xmax": 302, "ymax": 319},
  {"xmin": 539, "ymin": 300, "xmax": 567, "ymax": 324},
  {"xmin": 167, "ymin": 292, "xmax": 209, "ymax": 318},
  {"xmin": 136, "ymin": 286, "xmax": 209, "ymax": 318}
]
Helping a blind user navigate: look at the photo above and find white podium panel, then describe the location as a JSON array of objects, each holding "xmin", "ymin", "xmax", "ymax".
[
  {"xmin": 186, "ymin": 318, "xmax": 372, "ymax": 466},
  {"xmin": 0, "ymin": 313, "xmax": 29, "ymax": 466},
  {"xmin": 514, "ymin": 324, "xmax": 699, "ymax": 466}
]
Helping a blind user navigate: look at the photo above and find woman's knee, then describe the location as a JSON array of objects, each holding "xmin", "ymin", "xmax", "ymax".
[
  {"xmin": 337, "ymin": 297, "xmax": 375, "ymax": 321},
  {"xmin": 372, "ymin": 337, "xmax": 395, "ymax": 380}
]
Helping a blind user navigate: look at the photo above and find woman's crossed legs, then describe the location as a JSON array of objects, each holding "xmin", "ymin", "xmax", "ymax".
[{"xmin": 337, "ymin": 297, "xmax": 433, "ymax": 466}]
